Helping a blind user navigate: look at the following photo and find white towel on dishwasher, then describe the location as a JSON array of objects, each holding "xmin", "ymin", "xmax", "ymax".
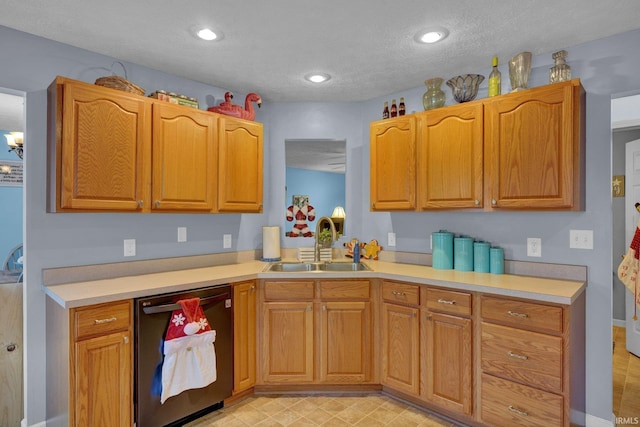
[{"xmin": 161, "ymin": 298, "xmax": 217, "ymax": 404}]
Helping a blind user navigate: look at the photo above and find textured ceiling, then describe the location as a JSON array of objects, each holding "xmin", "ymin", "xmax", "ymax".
[{"xmin": 1, "ymin": 0, "xmax": 640, "ymax": 103}]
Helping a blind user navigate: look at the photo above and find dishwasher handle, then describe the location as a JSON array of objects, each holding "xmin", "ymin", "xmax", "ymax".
[{"xmin": 142, "ymin": 292, "xmax": 231, "ymax": 315}]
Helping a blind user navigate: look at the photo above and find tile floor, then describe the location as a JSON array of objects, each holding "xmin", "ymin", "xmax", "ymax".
[
  {"xmin": 185, "ymin": 394, "xmax": 458, "ymax": 427},
  {"xmin": 613, "ymin": 326, "xmax": 640, "ymax": 426}
]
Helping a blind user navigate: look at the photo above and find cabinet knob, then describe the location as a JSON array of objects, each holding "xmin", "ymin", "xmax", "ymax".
[
  {"xmin": 155, "ymin": 201, "xmax": 161, "ymax": 207},
  {"xmin": 474, "ymin": 200, "xmax": 479, "ymax": 205},
  {"xmin": 124, "ymin": 336, "xmax": 129, "ymax": 344},
  {"xmin": 307, "ymin": 305, "xmax": 312, "ymax": 312},
  {"xmin": 138, "ymin": 200, "xmax": 144, "ymax": 207},
  {"xmin": 322, "ymin": 305, "xmax": 326, "ymax": 311},
  {"xmin": 371, "ymin": 203, "xmax": 375, "ymax": 209},
  {"xmin": 251, "ymin": 285, "xmax": 256, "ymax": 292},
  {"xmin": 6, "ymin": 343, "xmax": 16, "ymax": 352},
  {"xmin": 491, "ymin": 199, "xmax": 497, "ymax": 205},
  {"xmin": 425, "ymin": 314, "xmax": 432, "ymax": 321}
]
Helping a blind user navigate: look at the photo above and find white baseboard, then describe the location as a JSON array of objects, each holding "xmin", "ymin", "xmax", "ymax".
[
  {"xmin": 613, "ymin": 318, "xmax": 627, "ymax": 328},
  {"xmin": 586, "ymin": 413, "xmax": 614, "ymax": 427},
  {"xmin": 24, "ymin": 422, "xmax": 46, "ymax": 427}
]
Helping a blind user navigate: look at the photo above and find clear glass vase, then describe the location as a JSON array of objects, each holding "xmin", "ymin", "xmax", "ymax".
[{"xmin": 423, "ymin": 78, "xmax": 446, "ymax": 110}]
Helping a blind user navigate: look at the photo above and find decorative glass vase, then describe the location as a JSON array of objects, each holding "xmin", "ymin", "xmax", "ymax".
[
  {"xmin": 423, "ymin": 78, "xmax": 446, "ymax": 110},
  {"xmin": 549, "ymin": 50, "xmax": 571, "ymax": 83},
  {"xmin": 446, "ymin": 74, "xmax": 484, "ymax": 103},
  {"xmin": 508, "ymin": 51, "xmax": 532, "ymax": 92}
]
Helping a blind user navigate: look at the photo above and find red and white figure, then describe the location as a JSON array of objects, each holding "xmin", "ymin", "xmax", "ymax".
[
  {"xmin": 286, "ymin": 196, "xmax": 315, "ymax": 237},
  {"xmin": 208, "ymin": 92, "xmax": 262, "ymax": 120},
  {"xmin": 618, "ymin": 218, "xmax": 640, "ymax": 320},
  {"xmin": 161, "ymin": 297, "xmax": 217, "ymax": 403}
]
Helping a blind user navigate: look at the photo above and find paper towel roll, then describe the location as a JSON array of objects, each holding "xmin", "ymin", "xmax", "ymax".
[{"xmin": 262, "ymin": 226, "xmax": 281, "ymax": 261}]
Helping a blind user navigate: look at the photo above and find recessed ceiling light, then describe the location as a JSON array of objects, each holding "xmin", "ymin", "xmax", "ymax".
[
  {"xmin": 414, "ymin": 27, "xmax": 449, "ymax": 44},
  {"xmin": 196, "ymin": 28, "xmax": 220, "ymax": 41},
  {"xmin": 305, "ymin": 73, "xmax": 331, "ymax": 83}
]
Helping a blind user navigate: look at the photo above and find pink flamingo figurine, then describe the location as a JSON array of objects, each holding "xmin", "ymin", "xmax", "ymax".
[{"xmin": 208, "ymin": 92, "xmax": 262, "ymax": 121}]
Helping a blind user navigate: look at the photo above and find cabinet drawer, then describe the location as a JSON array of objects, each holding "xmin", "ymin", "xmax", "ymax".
[
  {"xmin": 264, "ymin": 281, "xmax": 314, "ymax": 301},
  {"xmin": 481, "ymin": 373, "xmax": 563, "ymax": 427},
  {"xmin": 382, "ymin": 281, "xmax": 420, "ymax": 306},
  {"xmin": 482, "ymin": 296, "xmax": 563, "ymax": 333},
  {"xmin": 426, "ymin": 288, "xmax": 471, "ymax": 316},
  {"xmin": 74, "ymin": 300, "xmax": 131, "ymax": 340},
  {"xmin": 319, "ymin": 280, "xmax": 370, "ymax": 300},
  {"xmin": 481, "ymin": 322, "xmax": 562, "ymax": 392}
]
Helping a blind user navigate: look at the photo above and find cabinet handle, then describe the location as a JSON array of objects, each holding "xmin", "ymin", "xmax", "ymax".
[
  {"xmin": 508, "ymin": 405, "xmax": 528, "ymax": 416},
  {"xmin": 437, "ymin": 299, "xmax": 455, "ymax": 305},
  {"xmin": 94, "ymin": 317, "xmax": 117, "ymax": 325},
  {"xmin": 307, "ymin": 305, "xmax": 312, "ymax": 312},
  {"xmin": 392, "ymin": 291, "xmax": 406, "ymax": 297},
  {"xmin": 124, "ymin": 336, "xmax": 129, "ymax": 344},
  {"xmin": 322, "ymin": 305, "xmax": 326, "ymax": 311},
  {"xmin": 507, "ymin": 351, "xmax": 528, "ymax": 360},
  {"xmin": 425, "ymin": 314, "xmax": 432, "ymax": 321},
  {"xmin": 138, "ymin": 200, "xmax": 144, "ymax": 207},
  {"xmin": 507, "ymin": 310, "xmax": 528, "ymax": 318},
  {"xmin": 411, "ymin": 312, "xmax": 416, "ymax": 318},
  {"xmin": 371, "ymin": 202, "xmax": 375, "ymax": 209}
]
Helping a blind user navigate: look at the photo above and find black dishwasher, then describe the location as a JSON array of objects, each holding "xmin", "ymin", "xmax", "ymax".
[{"xmin": 134, "ymin": 284, "xmax": 233, "ymax": 427}]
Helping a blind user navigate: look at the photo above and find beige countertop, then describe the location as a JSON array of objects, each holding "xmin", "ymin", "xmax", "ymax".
[{"xmin": 44, "ymin": 258, "xmax": 586, "ymax": 309}]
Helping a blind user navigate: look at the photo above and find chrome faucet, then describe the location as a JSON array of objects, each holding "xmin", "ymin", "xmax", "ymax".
[{"xmin": 315, "ymin": 216, "xmax": 337, "ymax": 262}]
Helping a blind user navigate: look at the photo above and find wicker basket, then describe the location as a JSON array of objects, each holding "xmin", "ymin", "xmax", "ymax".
[{"xmin": 95, "ymin": 76, "xmax": 145, "ymax": 96}]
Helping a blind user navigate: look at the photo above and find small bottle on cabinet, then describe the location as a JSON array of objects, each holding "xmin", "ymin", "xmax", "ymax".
[
  {"xmin": 382, "ymin": 101, "xmax": 389, "ymax": 119},
  {"xmin": 488, "ymin": 56, "xmax": 501, "ymax": 97},
  {"xmin": 390, "ymin": 99, "xmax": 397, "ymax": 117},
  {"xmin": 398, "ymin": 97, "xmax": 406, "ymax": 116}
]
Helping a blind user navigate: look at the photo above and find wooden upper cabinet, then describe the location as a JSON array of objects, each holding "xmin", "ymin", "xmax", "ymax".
[
  {"xmin": 418, "ymin": 103, "xmax": 484, "ymax": 209},
  {"xmin": 51, "ymin": 77, "xmax": 152, "ymax": 211},
  {"xmin": 484, "ymin": 79, "xmax": 585, "ymax": 210},
  {"xmin": 218, "ymin": 117, "xmax": 263, "ymax": 212},
  {"xmin": 370, "ymin": 116, "xmax": 417, "ymax": 210},
  {"xmin": 152, "ymin": 103, "xmax": 217, "ymax": 211}
]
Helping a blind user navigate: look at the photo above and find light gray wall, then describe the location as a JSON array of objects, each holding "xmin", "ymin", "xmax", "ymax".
[{"xmin": 3, "ymin": 23, "xmax": 640, "ymax": 425}]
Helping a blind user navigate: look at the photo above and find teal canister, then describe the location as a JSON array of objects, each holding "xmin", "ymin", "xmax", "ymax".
[
  {"xmin": 490, "ymin": 247, "xmax": 504, "ymax": 274},
  {"xmin": 473, "ymin": 241, "xmax": 490, "ymax": 273},
  {"xmin": 432, "ymin": 230, "xmax": 454, "ymax": 270},
  {"xmin": 454, "ymin": 236, "xmax": 474, "ymax": 271}
]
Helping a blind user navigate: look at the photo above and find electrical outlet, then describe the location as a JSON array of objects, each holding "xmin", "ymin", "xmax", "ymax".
[
  {"xmin": 388, "ymin": 232, "xmax": 396, "ymax": 247},
  {"xmin": 177, "ymin": 227, "xmax": 187, "ymax": 242},
  {"xmin": 527, "ymin": 237, "xmax": 542, "ymax": 257},
  {"xmin": 124, "ymin": 239, "xmax": 136, "ymax": 257},
  {"xmin": 223, "ymin": 234, "xmax": 232, "ymax": 249},
  {"xmin": 570, "ymin": 229, "xmax": 594, "ymax": 249}
]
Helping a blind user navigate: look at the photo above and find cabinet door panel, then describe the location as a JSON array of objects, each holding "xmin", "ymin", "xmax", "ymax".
[
  {"xmin": 485, "ymin": 80, "xmax": 583, "ymax": 209},
  {"xmin": 60, "ymin": 81, "xmax": 151, "ymax": 211},
  {"xmin": 424, "ymin": 312, "xmax": 472, "ymax": 415},
  {"xmin": 419, "ymin": 104, "xmax": 483, "ymax": 209},
  {"xmin": 320, "ymin": 302, "xmax": 371, "ymax": 383},
  {"xmin": 370, "ymin": 116, "xmax": 417, "ymax": 210},
  {"xmin": 381, "ymin": 302, "xmax": 420, "ymax": 394},
  {"xmin": 262, "ymin": 302, "xmax": 314, "ymax": 383},
  {"xmin": 152, "ymin": 103, "xmax": 217, "ymax": 211},
  {"xmin": 233, "ymin": 281, "xmax": 256, "ymax": 394},
  {"xmin": 75, "ymin": 331, "xmax": 132, "ymax": 427},
  {"xmin": 218, "ymin": 117, "xmax": 263, "ymax": 212}
]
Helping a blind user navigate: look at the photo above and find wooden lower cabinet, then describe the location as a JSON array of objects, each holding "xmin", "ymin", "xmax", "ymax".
[
  {"xmin": 261, "ymin": 301, "xmax": 314, "ymax": 383},
  {"xmin": 233, "ymin": 280, "xmax": 257, "ymax": 394},
  {"xmin": 320, "ymin": 301, "xmax": 372, "ymax": 383},
  {"xmin": 258, "ymin": 279, "xmax": 373, "ymax": 385},
  {"xmin": 423, "ymin": 311, "xmax": 473, "ymax": 415},
  {"xmin": 381, "ymin": 301, "xmax": 420, "ymax": 395},
  {"xmin": 71, "ymin": 300, "xmax": 132, "ymax": 427}
]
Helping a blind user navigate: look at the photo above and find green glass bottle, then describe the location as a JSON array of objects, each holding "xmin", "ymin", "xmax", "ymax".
[{"xmin": 488, "ymin": 56, "xmax": 501, "ymax": 97}]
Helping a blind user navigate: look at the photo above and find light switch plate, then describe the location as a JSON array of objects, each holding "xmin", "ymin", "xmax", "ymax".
[
  {"xmin": 177, "ymin": 227, "xmax": 187, "ymax": 242},
  {"xmin": 388, "ymin": 232, "xmax": 396, "ymax": 247},
  {"xmin": 124, "ymin": 239, "xmax": 136, "ymax": 257},
  {"xmin": 223, "ymin": 234, "xmax": 232, "ymax": 249},
  {"xmin": 527, "ymin": 237, "xmax": 541, "ymax": 257}
]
